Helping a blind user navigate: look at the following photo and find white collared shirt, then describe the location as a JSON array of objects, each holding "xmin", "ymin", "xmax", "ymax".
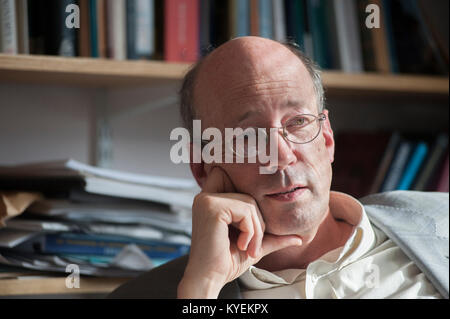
[{"xmin": 239, "ymin": 191, "xmax": 441, "ymax": 299}]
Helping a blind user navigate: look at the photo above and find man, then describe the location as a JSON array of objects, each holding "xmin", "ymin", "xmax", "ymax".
[{"xmin": 109, "ymin": 37, "xmax": 448, "ymax": 299}]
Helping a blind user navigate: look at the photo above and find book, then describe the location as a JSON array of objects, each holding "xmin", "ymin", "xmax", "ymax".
[
  {"xmin": 200, "ymin": 0, "xmax": 212, "ymax": 56},
  {"xmin": 284, "ymin": 0, "xmax": 305, "ymax": 48},
  {"xmin": 259, "ymin": 0, "xmax": 273, "ymax": 39},
  {"xmin": 106, "ymin": 0, "xmax": 127, "ymax": 60},
  {"xmin": 250, "ymin": 0, "xmax": 259, "ymax": 36},
  {"xmin": 78, "ymin": 0, "xmax": 91, "ymax": 57},
  {"xmin": 0, "ymin": 0, "xmax": 18, "ymax": 54},
  {"xmin": 368, "ymin": 0, "xmax": 392, "ymax": 73},
  {"xmin": 230, "ymin": 0, "xmax": 251, "ymax": 39},
  {"xmin": 44, "ymin": 0, "xmax": 78, "ymax": 56},
  {"xmin": 96, "ymin": 0, "xmax": 107, "ymax": 58},
  {"xmin": 164, "ymin": 0, "xmax": 199, "ymax": 62},
  {"xmin": 89, "ymin": 0, "xmax": 99, "ymax": 57},
  {"xmin": 369, "ymin": 132, "xmax": 402, "ymax": 194},
  {"xmin": 27, "ymin": 0, "xmax": 46, "ymax": 54},
  {"xmin": 381, "ymin": 0, "xmax": 399, "ymax": 73},
  {"xmin": 15, "ymin": 0, "xmax": 29, "ymax": 54},
  {"xmin": 396, "ymin": 141, "xmax": 428, "ymax": 190},
  {"xmin": 435, "ymin": 152, "xmax": 449, "ymax": 192},
  {"xmin": 412, "ymin": 133, "xmax": 448, "ymax": 191},
  {"xmin": 333, "ymin": 0, "xmax": 364, "ymax": 72},
  {"xmin": 126, "ymin": 0, "xmax": 155, "ymax": 60},
  {"xmin": 380, "ymin": 139, "xmax": 414, "ymax": 192},
  {"xmin": 15, "ymin": 232, "xmax": 190, "ymax": 260},
  {"xmin": 272, "ymin": 0, "xmax": 286, "ymax": 42},
  {"xmin": 307, "ymin": 0, "xmax": 331, "ymax": 69}
]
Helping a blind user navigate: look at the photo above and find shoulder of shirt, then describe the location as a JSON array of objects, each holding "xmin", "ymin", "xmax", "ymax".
[{"xmin": 359, "ymin": 190, "xmax": 449, "ymax": 238}]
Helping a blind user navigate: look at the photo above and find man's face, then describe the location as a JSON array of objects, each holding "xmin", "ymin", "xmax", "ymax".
[{"xmin": 194, "ymin": 39, "xmax": 335, "ymax": 237}]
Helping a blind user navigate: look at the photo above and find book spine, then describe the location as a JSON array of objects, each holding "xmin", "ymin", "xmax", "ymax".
[
  {"xmin": 381, "ymin": 0, "xmax": 399, "ymax": 73},
  {"xmin": 369, "ymin": 0, "xmax": 392, "ymax": 73},
  {"xmin": 16, "ymin": 0, "xmax": 29, "ymax": 54},
  {"xmin": 250, "ymin": 0, "xmax": 259, "ymax": 36},
  {"xmin": 106, "ymin": 0, "xmax": 126, "ymax": 60},
  {"xmin": 43, "ymin": 233, "xmax": 190, "ymax": 259},
  {"xmin": 139, "ymin": 0, "xmax": 155, "ymax": 58},
  {"xmin": 333, "ymin": 0, "xmax": 364, "ymax": 72},
  {"xmin": 284, "ymin": 0, "xmax": 304, "ymax": 48},
  {"xmin": 369, "ymin": 132, "xmax": 401, "ymax": 194},
  {"xmin": 307, "ymin": 0, "xmax": 331, "ymax": 69},
  {"xmin": 397, "ymin": 142, "xmax": 428, "ymax": 190},
  {"xmin": 413, "ymin": 134, "xmax": 448, "ymax": 191},
  {"xmin": 126, "ymin": 0, "xmax": 137, "ymax": 59},
  {"xmin": 78, "ymin": 0, "xmax": 91, "ymax": 57},
  {"xmin": 164, "ymin": 0, "xmax": 199, "ymax": 62},
  {"xmin": 436, "ymin": 153, "xmax": 449, "ymax": 192},
  {"xmin": 381, "ymin": 141, "xmax": 413, "ymax": 192},
  {"xmin": 199, "ymin": 0, "xmax": 211, "ymax": 56},
  {"xmin": 237, "ymin": 0, "xmax": 250, "ymax": 37},
  {"xmin": 272, "ymin": 0, "xmax": 286, "ymax": 42},
  {"xmin": 96, "ymin": 0, "xmax": 107, "ymax": 58},
  {"xmin": 89, "ymin": 0, "xmax": 98, "ymax": 57},
  {"xmin": 0, "ymin": 0, "xmax": 18, "ymax": 54},
  {"xmin": 258, "ymin": 0, "xmax": 272, "ymax": 39}
]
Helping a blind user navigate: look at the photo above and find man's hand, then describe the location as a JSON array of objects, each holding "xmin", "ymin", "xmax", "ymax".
[{"xmin": 177, "ymin": 167, "xmax": 303, "ymax": 298}]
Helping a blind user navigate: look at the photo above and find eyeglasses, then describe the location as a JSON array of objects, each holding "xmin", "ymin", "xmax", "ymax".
[{"xmin": 201, "ymin": 113, "xmax": 326, "ymax": 159}]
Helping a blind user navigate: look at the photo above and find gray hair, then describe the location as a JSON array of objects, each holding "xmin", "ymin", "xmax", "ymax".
[{"xmin": 179, "ymin": 40, "xmax": 325, "ymax": 135}]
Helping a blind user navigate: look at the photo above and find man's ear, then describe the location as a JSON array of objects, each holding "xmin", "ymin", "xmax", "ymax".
[
  {"xmin": 189, "ymin": 142, "xmax": 207, "ymax": 188},
  {"xmin": 321, "ymin": 109, "xmax": 335, "ymax": 163}
]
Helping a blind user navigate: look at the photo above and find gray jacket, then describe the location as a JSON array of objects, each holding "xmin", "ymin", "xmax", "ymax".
[{"xmin": 108, "ymin": 191, "xmax": 449, "ymax": 299}]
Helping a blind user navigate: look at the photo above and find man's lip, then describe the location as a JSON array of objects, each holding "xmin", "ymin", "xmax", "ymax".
[{"xmin": 265, "ymin": 185, "xmax": 307, "ymax": 196}]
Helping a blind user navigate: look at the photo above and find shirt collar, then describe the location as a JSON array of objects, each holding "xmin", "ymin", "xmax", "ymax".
[{"xmin": 239, "ymin": 191, "xmax": 377, "ymax": 289}]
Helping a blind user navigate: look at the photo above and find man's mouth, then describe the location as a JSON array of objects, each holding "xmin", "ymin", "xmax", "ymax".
[{"xmin": 265, "ymin": 186, "xmax": 307, "ymax": 201}]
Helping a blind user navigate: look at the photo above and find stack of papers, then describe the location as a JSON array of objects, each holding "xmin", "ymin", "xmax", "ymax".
[{"xmin": 0, "ymin": 159, "xmax": 199, "ymax": 277}]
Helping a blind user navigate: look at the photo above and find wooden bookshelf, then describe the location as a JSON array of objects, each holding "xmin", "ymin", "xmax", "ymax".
[{"xmin": 0, "ymin": 54, "xmax": 448, "ymax": 96}]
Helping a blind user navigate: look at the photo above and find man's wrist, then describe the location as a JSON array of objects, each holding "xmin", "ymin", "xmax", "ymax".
[{"xmin": 177, "ymin": 275, "xmax": 224, "ymax": 299}]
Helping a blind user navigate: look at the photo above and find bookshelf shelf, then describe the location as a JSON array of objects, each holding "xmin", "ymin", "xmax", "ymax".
[{"xmin": 0, "ymin": 54, "xmax": 448, "ymax": 96}]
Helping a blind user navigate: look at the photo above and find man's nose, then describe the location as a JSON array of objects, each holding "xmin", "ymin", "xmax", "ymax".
[{"xmin": 277, "ymin": 132, "xmax": 298, "ymax": 169}]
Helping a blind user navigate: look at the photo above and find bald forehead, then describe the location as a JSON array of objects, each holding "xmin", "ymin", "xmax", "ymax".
[
  {"xmin": 196, "ymin": 37, "xmax": 304, "ymax": 88},
  {"xmin": 192, "ymin": 37, "xmax": 315, "ymax": 127}
]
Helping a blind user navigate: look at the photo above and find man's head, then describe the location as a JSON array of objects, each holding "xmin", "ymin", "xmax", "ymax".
[{"xmin": 181, "ymin": 36, "xmax": 335, "ymax": 238}]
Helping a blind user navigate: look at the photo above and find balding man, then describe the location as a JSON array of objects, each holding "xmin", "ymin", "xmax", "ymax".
[{"xmin": 109, "ymin": 37, "xmax": 448, "ymax": 299}]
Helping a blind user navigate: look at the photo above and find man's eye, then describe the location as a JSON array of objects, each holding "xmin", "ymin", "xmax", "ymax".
[{"xmin": 296, "ymin": 118, "xmax": 305, "ymax": 125}]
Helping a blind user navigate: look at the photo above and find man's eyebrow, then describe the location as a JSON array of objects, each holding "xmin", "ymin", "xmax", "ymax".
[{"xmin": 236, "ymin": 99, "xmax": 306, "ymax": 124}]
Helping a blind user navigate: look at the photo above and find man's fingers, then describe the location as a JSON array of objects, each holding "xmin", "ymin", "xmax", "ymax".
[
  {"xmin": 202, "ymin": 166, "xmax": 236, "ymax": 194},
  {"xmin": 261, "ymin": 234, "xmax": 302, "ymax": 257}
]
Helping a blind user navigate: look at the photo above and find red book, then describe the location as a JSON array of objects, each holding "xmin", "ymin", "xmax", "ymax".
[
  {"xmin": 164, "ymin": 0, "xmax": 199, "ymax": 62},
  {"xmin": 436, "ymin": 152, "xmax": 449, "ymax": 192}
]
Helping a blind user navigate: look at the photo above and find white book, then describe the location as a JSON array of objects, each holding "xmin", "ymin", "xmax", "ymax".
[
  {"xmin": 135, "ymin": 0, "xmax": 154, "ymax": 57},
  {"xmin": 333, "ymin": 0, "xmax": 363, "ymax": 73},
  {"xmin": 106, "ymin": 0, "xmax": 127, "ymax": 60},
  {"xmin": 0, "ymin": 0, "xmax": 18, "ymax": 54},
  {"xmin": 15, "ymin": 0, "xmax": 29, "ymax": 54},
  {"xmin": 272, "ymin": 0, "xmax": 286, "ymax": 42}
]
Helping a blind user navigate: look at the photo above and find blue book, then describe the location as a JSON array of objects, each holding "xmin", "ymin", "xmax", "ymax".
[
  {"xmin": 397, "ymin": 142, "xmax": 429, "ymax": 190},
  {"xmin": 259, "ymin": 0, "xmax": 273, "ymax": 39},
  {"xmin": 307, "ymin": 0, "xmax": 331, "ymax": 69},
  {"xmin": 236, "ymin": 0, "xmax": 250, "ymax": 37},
  {"xmin": 89, "ymin": 0, "xmax": 98, "ymax": 58},
  {"xmin": 40, "ymin": 233, "xmax": 190, "ymax": 259},
  {"xmin": 380, "ymin": 140, "xmax": 413, "ymax": 192}
]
